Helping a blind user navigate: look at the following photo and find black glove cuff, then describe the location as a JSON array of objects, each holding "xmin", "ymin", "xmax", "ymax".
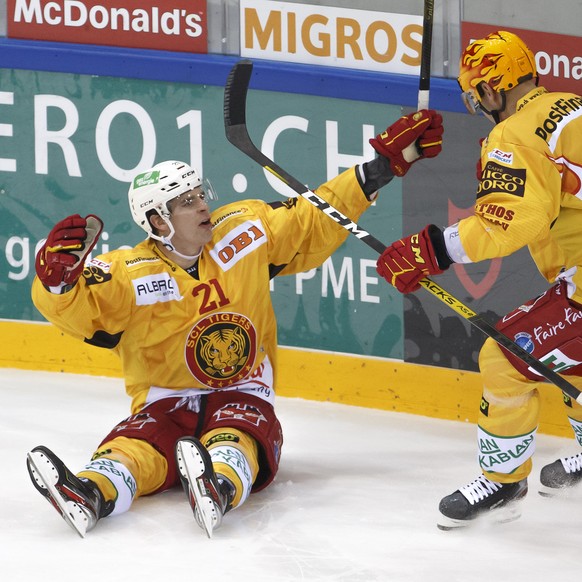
[
  {"xmin": 356, "ymin": 156, "xmax": 394, "ymax": 200},
  {"xmin": 427, "ymin": 224, "xmax": 454, "ymax": 270}
]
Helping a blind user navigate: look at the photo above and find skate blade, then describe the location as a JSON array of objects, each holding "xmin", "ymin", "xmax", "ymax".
[
  {"xmin": 538, "ymin": 482, "xmax": 582, "ymax": 498},
  {"xmin": 538, "ymin": 484, "xmax": 561, "ymax": 498},
  {"xmin": 175, "ymin": 440, "xmax": 215, "ymax": 538},
  {"xmin": 27, "ymin": 450, "xmax": 89, "ymax": 538},
  {"xmin": 437, "ymin": 502, "xmax": 522, "ymax": 531}
]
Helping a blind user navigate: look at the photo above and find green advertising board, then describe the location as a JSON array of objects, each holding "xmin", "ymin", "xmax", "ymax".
[{"xmin": 0, "ymin": 69, "xmax": 404, "ymax": 358}]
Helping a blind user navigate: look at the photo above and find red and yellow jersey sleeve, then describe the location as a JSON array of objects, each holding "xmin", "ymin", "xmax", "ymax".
[{"xmin": 32, "ymin": 257, "xmax": 135, "ymax": 348}]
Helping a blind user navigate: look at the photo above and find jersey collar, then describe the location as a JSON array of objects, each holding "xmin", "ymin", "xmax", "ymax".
[{"xmin": 516, "ymin": 87, "xmax": 548, "ymax": 113}]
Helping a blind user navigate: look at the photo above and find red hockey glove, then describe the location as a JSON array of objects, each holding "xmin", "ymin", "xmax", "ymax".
[
  {"xmin": 370, "ymin": 110, "xmax": 444, "ymax": 177},
  {"xmin": 376, "ymin": 225, "xmax": 448, "ymax": 294},
  {"xmin": 370, "ymin": 109, "xmax": 444, "ymax": 177},
  {"xmin": 36, "ymin": 214, "xmax": 103, "ymax": 288}
]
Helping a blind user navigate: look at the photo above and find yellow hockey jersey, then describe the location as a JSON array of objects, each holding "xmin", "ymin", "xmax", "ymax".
[
  {"xmin": 456, "ymin": 87, "xmax": 582, "ymax": 301},
  {"xmin": 32, "ymin": 168, "xmax": 371, "ymax": 413}
]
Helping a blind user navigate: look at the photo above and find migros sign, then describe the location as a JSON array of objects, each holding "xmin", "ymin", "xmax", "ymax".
[
  {"xmin": 240, "ymin": 0, "xmax": 423, "ymax": 74},
  {"xmin": 7, "ymin": 0, "xmax": 208, "ymax": 52}
]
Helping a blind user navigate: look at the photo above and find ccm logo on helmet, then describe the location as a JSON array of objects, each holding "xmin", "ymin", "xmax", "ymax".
[{"xmin": 476, "ymin": 162, "xmax": 526, "ymax": 199}]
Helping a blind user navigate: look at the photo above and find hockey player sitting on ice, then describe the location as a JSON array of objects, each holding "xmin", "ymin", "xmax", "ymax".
[
  {"xmin": 26, "ymin": 111, "xmax": 443, "ymax": 538},
  {"xmin": 375, "ymin": 30, "xmax": 582, "ymax": 530}
]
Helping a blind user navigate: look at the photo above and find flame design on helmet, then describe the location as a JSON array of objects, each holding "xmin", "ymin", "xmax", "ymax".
[{"xmin": 458, "ymin": 31, "xmax": 537, "ymax": 94}]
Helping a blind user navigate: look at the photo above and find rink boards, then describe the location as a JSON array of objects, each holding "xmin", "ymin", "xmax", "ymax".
[{"xmin": 0, "ymin": 319, "xmax": 571, "ymax": 437}]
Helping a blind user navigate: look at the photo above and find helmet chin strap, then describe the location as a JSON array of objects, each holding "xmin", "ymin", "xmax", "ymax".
[
  {"xmin": 160, "ymin": 236, "xmax": 202, "ymax": 262},
  {"xmin": 151, "ymin": 211, "xmax": 202, "ymax": 262},
  {"xmin": 478, "ymin": 89, "xmax": 507, "ymax": 124}
]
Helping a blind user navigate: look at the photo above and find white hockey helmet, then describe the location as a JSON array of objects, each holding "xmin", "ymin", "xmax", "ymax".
[{"xmin": 128, "ymin": 160, "xmax": 202, "ymax": 238}]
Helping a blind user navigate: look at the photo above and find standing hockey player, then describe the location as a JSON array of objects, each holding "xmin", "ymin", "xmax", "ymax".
[
  {"xmin": 375, "ymin": 30, "xmax": 582, "ymax": 529},
  {"xmin": 27, "ymin": 111, "xmax": 443, "ymax": 538}
]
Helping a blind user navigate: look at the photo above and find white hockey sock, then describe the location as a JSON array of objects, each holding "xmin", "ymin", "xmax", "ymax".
[
  {"xmin": 568, "ymin": 416, "xmax": 582, "ymax": 447},
  {"xmin": 82, "ymin": 459, "xmax": 137, "ymax": 516},
  {"xmin": 210, "ymin": 445, "xmax": 253, "ymax": 508},
  {"xmin": 478, "ymin": 426, "xmax": 536, "ymax": 474}
]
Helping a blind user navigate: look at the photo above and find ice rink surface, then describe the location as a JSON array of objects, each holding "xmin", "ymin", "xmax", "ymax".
[{"xmin": 2, "ymin": 367, "xmax": 581, "ymax": 582}]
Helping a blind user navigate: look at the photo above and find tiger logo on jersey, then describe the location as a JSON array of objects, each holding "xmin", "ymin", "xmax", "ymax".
[
  {"xmin": 185, "ymin": 312, "xmax": 257, "ymax": 388},
  {"xmin": 201, "ymin": 327, "xmax": 248, "ymax": 376}
]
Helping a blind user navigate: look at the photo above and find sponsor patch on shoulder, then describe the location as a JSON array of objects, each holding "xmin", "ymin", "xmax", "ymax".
[
  {"xmin": 488, "ymin": 148, "xmax": 514, "ymax": 165},
  {"xmin": 125, "ymin": 256, "xmax": 161, "ymax": 269},
  {"xmin": 212, "ymin": 208, "xmax": 249, "ymax": 228},
  {"xmin": 88, "ymin": 257, "xmax": 111, "ymax": 272},
  {"xmin": 83, "ymin": 261, "xmax": 112, "ymax": 286},
  {"xmin": 209, "ymin": 219, "xmax": 267, "ymax": 271}
]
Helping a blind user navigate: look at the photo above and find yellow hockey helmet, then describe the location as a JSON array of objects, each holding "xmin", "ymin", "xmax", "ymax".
[{"xmin": 458, "ymin": 31, "xmax": 537, "ymax": 95}]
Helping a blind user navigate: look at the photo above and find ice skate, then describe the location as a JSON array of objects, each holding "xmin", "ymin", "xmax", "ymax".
[
  {"xmin": 26, "ymin": 445, "xmax": 114, "ymax": 538},
  {"xmin": 539, "ymin": 452, "xmax": 582, "ymax": 496},
  {"xmin": 438, "ymin": 474, "xmax": 528, "ymax": 530},
  {"xmin": 175, "ymin": 437, "xmax": 234, "ymax": 538}
]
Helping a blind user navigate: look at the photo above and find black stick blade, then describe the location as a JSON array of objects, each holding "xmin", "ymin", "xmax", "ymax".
[
  {"xmin": 223, "ymin": 59, "xmax": 310, "ymax": 195},
  {"xmin": 224, "ymin": 59, "xmax": 253, "ymax": 132}
]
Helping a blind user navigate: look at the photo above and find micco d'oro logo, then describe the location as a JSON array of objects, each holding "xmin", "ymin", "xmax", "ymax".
[
  {"xmin": 185, "ymin": 312, "xmax": 257, "ymax": 388},
  {"xmin": 476, "ymin": 161, "xmax": 526, "ymax": 199}
]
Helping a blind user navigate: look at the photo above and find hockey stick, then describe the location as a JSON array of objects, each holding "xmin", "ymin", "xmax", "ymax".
[
  {"xmin": 223, "ymin": 59, "xmax": 582, "ymax": 403},
  {"xmin": 417, "ymin": 0, "xmax": 434, "ymax": 110}
]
